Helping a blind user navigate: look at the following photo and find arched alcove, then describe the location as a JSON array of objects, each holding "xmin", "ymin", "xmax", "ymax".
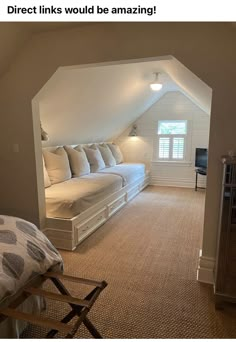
[
  {"xmin": 33, "ymin": 55, "xmax": 211, "ymax": 147},
  {"xmin": 0, "ymin": 23, "xmax": 234, "ymax": 284}
]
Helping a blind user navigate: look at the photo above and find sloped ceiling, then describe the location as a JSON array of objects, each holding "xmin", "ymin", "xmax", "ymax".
[
  {"xmin": 0, "ymin": 23, "xmax": 89, "ymax": 77},
  {"xmin": 35, "ymin": 56, "xmax": 212, "ymax": 146},
  {"xmin": 0, "ymin": 22, "xmax": 235, "ymax": 78},
  {"xmin": 0, "ymin": 23, "xmax": 30, "ymax": 76}
]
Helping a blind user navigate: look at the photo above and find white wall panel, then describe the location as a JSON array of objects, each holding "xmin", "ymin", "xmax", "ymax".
[{"xmin": 116, "ymin": 91, "xmax": 210, "ymax": 189}]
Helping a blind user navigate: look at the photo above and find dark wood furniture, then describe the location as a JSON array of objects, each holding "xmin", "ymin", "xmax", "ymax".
[
  {"xmin": 214, "ymin": 156, "xmax": 236, "ymax": 309},
  {"xmin": 195, "ymin": 168, "xmax": 207, "ymax": 191}
]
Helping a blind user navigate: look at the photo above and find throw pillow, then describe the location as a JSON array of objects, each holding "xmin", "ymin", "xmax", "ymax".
[
  {"xmin": 107, "ymin": 143, "xmax": 124, "ymax": 164},
  {"xmin": 64, "ymin": 145, "xmax": 90, "ymax": 177},
  {"xmin": 42, "ymin": 156, "xmax": 51, "ymax": 188},
  {"xmin": 43, "ymin": 147, "xmax": 71, "ymax": 185},
  {"xmin": 83, "ymin": 145, "xmax": 106, "ymax": 172},
  {"xmin": 98, "ymin": 143, "xmax": 116, "ymax": 167}
]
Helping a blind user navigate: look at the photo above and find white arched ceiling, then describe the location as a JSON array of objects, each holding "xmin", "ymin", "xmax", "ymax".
[{"xmin": 34, "ymin": 55, "xmax": 212, "ymax": 146}]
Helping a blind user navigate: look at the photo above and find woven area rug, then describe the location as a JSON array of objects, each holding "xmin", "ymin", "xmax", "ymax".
[{"xmin": 22, "ymin": 186, "xmax": 236, "ymax": 338}]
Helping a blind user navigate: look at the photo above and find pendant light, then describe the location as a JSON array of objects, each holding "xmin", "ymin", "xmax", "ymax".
[{"xmin": 150, "ymin": 73, "xmax": 163, "ymax": 91}]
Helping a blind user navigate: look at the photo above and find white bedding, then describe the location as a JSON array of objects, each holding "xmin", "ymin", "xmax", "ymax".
[
  {"xmin": 98, "ymin": 162, "xmax": 146, "ymax": 186},
  {"xmin": 45, "ymin": 173, "xmax": 123, "ymax": 219},
  {"xmin": 0, "ymin": 215, "xmax": 63, "ymax": 308}
]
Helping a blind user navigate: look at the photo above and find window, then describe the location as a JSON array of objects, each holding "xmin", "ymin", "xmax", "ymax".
[{"xmin": 157, "ymin": 120, "xmax": 187, "ymax": 161}]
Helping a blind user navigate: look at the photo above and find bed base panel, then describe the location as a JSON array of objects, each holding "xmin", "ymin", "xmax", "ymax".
[{"xmin": 44, "ymin": 174, "xmax": 150, "ymax": 250}]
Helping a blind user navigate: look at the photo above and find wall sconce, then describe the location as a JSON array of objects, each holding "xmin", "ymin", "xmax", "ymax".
[
  {"xmin": 150, "ymin": 72, "xmax": 163, "ymax": 91},
  {"xmin": 40, "ymin": 122, "xmax": 49, "ymax": 141},
  {"xmin": 129, "ymin": 124, "xmax": 137, "ymax": 137}
]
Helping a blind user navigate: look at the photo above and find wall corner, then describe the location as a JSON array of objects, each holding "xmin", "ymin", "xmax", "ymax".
[{"xmin": 197, "ymin": 249, "xmax": 215, "ymax": 285}]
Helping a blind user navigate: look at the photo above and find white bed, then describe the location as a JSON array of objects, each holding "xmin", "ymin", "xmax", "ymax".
[
  {"xmin": 45, "ymin": 173, "xmax": 123, "ymax": 219},
  {"xmin": 98, "ymin": 162, "xmax": 146, "ymax": 186}
]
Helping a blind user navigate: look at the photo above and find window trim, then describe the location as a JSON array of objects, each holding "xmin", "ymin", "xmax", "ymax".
[
  {"xmin": 152, "ymin": 160, "xmax": 192, "ymax": 167},
  {"xmin": 157, "ymin": 120, "xmax": 188, "ymax": 162},
  {"xmin": 157, "ymin": 120, "xmax": 187, "ymax": 135}
]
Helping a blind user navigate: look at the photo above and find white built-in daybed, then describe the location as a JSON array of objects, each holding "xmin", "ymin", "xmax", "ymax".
[{"xmin": 42, "ymin": 143, "xmax": 149, "ymax": 250}]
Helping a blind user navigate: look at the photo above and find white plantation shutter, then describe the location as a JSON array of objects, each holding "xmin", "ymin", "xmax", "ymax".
[
  {"xmin": 157, "ymin": 120, "xmax": 187, "ymax": 161},
  {"xmin": 172, "ymin": 137, "xmax": 184, "ymax": 159},
  {"xmin": 159, "ymin": 137, "xmax": 170, "ymax": 159}
]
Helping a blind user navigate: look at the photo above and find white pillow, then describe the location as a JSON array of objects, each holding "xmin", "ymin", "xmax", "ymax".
[
  {"xmin": 64, "ymin": 145, "xmax": 90, "ymax": 177},
  {"xmin": 98, "ymin": 144, "xmax": 116, "ymax": 167},
  {"xmin": 107, "ymin": 143, "xmax": 124, "ymax": 164},
  {"xmin": 42, "ymin": 156, "xmax": 51, "ymax": 188},
  {"xmin": 83, "ymin": 145, "xmax": 106, "ymax": 172},
  {"xmin": 43, "ymin": 147, "xmax": 71, "ymax": 185}
]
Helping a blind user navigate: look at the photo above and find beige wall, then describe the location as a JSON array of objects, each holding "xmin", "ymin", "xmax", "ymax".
[
  {"xmin": 116, "ymin": 91, "xmax": 210, "ymax": 188},
  {"xmin": 0, "ymin": 23, "xmax": 235, "ymax": 261},
  {"xmin": 0, "ymin": 23, "xmax": 31, "ymax": 77}
]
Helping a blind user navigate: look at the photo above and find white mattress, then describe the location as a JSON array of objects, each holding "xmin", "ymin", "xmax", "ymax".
[
  {"xmin": 45, "ymin": 173, "xmax": 123, "ymax": 219},
  {"xmin": 98, "ymin": 163, "xmax": 146, "ymax": 186}
]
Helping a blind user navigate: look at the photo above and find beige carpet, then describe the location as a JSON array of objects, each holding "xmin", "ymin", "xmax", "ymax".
[{"xmin": 22, "ymin": 186, "xmax": 236, "ymax": 338}]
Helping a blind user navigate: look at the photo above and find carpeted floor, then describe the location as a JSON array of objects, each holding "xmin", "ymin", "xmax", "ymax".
[{"xmin": 22, "ymin": 186, "xmax": 236, "ymax": 338}]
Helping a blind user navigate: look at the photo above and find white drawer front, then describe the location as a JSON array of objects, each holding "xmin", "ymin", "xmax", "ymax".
[
  {"xmin": 44, "ymin": 229, "xmax": 72, "ymax": 241},
  {"xmin": 108, "ymin": 194, "xmax": 126, "ymax": 217},
  {"xmin": 75, "ymin": 208, "xmax": 107, "ymax": 244},
  {"xmin": 139, "ymin": 178, "xmax": 149, "ymax": 190},
  {"xmin": 127, "ymin": 185, "xmax": 140, "ymax": 201}
]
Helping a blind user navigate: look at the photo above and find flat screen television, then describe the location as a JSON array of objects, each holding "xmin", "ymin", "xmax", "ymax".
[{"xmin": 195, "ymin": 148, "xmax": 208, "ymax": 170}]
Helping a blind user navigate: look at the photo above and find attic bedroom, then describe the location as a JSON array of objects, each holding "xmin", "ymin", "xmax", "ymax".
[
  {"xmin": 0, "ymin": 22, "xmax": 236, "ymax": 338},
  {"xmin": 34, "ymin": 56, "xmax": 211, "ymax": 251}
]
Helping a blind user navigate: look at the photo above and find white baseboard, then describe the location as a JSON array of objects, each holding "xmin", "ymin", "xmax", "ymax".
[
  {"xmin": 197, "ymin": 249, "xmax": 215, "ymax": 284},
  {"xmin": 151, "ymin": 176, "xmax": 206, "ymax": 189}
]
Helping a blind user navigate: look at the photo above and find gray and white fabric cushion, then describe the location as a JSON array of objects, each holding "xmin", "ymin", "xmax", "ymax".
[
  {"xmin": 64, "ymin": 145, "xmax": 90, "ymax": 177},
  {"xmin": 0, "ymin": 215, "xmax": 63, "ymax": 306},
  {"xmin": 107, "ymin": 143, "xmax": 124, "ymax": 164},
  {"xmin": 98, "ymin": 144, "xmax": 116, "ymax": 167},
  {"xmin": 83, "ymin": 145, "xmax": 106, "ymax": 172},
  {"xmin": 42, "ymin": 156, "xmax": 51, "ymax": 188},
  {"xmin": 43, "ymin": 147, "xmax": 71, "ymax": 185}
]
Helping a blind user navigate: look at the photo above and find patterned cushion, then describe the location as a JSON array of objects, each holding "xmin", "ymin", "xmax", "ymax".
[{"xmin": 0, "ymin": 215, "xmax": 63, "ymax": 306}]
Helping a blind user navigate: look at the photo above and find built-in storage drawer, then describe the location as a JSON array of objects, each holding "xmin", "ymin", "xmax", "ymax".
[
  {"xmin": 108, "ymin": 194, "xmax": 126, "ymax": 217},
  {"xmin": 44, "ymin": 229, "xmax": 72, "ymax": 241},
  {"xmin": 139, "ymin": 177, "xmax": 150, "ymax": 190},
  {"xmin": 75, "ymin": 207, "xmax": 107, "ymax": 244},
  {"xmin": 127, "ymin": 184, "xmax": 140, "ymax": 201}
]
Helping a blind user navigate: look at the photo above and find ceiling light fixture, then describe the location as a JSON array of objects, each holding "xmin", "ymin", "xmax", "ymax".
[{"xmin": 150, "ymin": 72, "xmax": 163, "ymax": 91}]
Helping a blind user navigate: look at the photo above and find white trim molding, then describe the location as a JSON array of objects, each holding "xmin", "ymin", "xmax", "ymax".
[
  {"xmin": 151, "ymin": 176, "xmax": 206, "ymax": 189},
  {"xmin": 152, "ymin": 160, "xmax": 192, "ymax": 167},
  {"xmin": 197, "ymin": 249, "xmax": 215, "ymax": 284}
]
